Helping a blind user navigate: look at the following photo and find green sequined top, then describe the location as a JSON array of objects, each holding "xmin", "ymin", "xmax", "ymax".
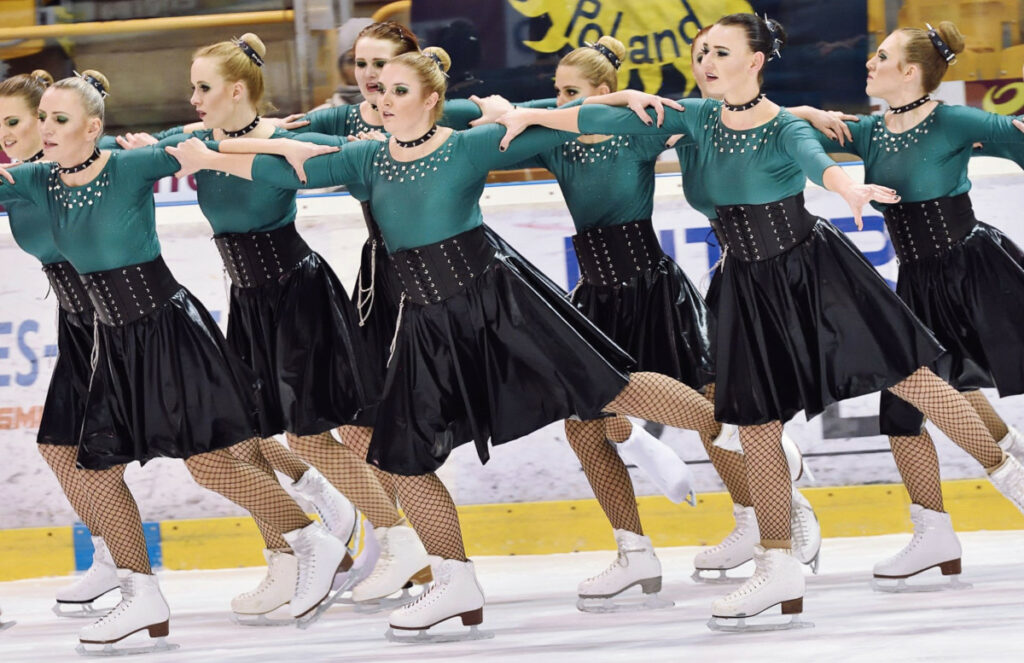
[
  {"xmin": 516, "ymin": 134, "xmax": 670, "ymax": 231},
  {"xmin": 247, "ymin": 124, "xmax": 578, "ymax": 251},
  {"xmin": 0, "ymin": 164, "xmax": 63, "ymax": 264},
  {"xmin": 577, "ymin": 99, "xmax": 836, "ymax": 219},
  {"xmin": 292, "ymin": 99, "xmax": 487, "ymax": 137},
  {"xmin": 818, "ymin": 104, "xmax": 1024, "ymax": 208},
  {"xmin": 0, "ymin": 144, "xmax": 183, "ymax": 274},
  {"xmin": 160, "ymin": 129, "xmax": 347, "ymax": 234}
]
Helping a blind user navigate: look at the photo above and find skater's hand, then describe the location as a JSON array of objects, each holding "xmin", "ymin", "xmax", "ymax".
[
  {"xmin": 267, "ymin": 113, "xmax": 311, "ymax": 130},
  {"xmin": 469, "ymin": 94, "xmax": 514, "ymax": 127},
  {"xmin": 0, "ymin": 164, "xmax": 13, "ymax": 184},
  {"xmin": 496, "ymin": 108, "xmax": 535, "ymax": 150},
  {"xmin": 841, "ymin": 183, "xmax": 900, "ymax": 230},
  {"xmin": 348, "ymin": 130, "xmax": 387, "ymax": 142},
  {"xmin": 280, "ymin": 140, "xmax": 339, "ymax": 184},
  {"xmin": 810, "ymin": 110, "xmax": 857, "ymax": 147},
  {"xmin": 165, "ymin": 137, "xmax": 213, "ymax": 178},
  {"xmin": 115, "ymin": 132, "xmax": 158, "ymax": 150}
]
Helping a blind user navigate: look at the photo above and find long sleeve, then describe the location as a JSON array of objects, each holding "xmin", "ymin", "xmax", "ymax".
[
  {"xmin": 439, "ymin": 98, "xmax": 482, "ymax": 129},
  {"xmin": 117, "ymin": 139, "xmax": 194, "ymax": 182},
  {"xmin": 778, "ymin": 120, "xmax": 837, "ymax": 187},
  {"xmin": 250, "ymin": 139, "xmax": 376, "ymax": 190},
  {"xmin": 294, "ymin": 105, "xmax": 350, "ymax": 135},
  {"xmin": 463, "ymin": 124, "xmax": 581, "ymax": 172},
  {"xmin": 577, "ymin": 98, "xmax": 706, "ymax": 137},
  {"xmin": 941, "ymin": 104, "xmax": 1024, "ymax": 146},
  {"xmin": 0, "ymin": 163, "xmax": 50, "ymax": 206}
]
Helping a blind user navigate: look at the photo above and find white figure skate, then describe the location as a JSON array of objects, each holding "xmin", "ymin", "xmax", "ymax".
[
  {"xmin": 614, "ymin": 421, "xmax": 696, "ymax": 505},
  {"xmin": 707, "ymin": 546, "xmax": 812, "ymax": 632},
  {"xmin": 230, "ymin": 549, "xmax": 298, "ymax": 626},
  {"xmin": 997, "ymin": 426, "xmax": 1024, "ymax": 463},
  {"xmin": 76, "ymin": 570, "xmax": 179, "ymax": 656},
  {"xmin": 292, "ymin": 467, "xmax": 358, "ymax": 546},
  {"xmin": 791, "ymin": 489, "xmax": 822, "ymax": 573},
  {"xmin": 692, "ymin": 505, "xmax": 759, "ymax": 583},
  {"xmin": 350, "ymin": 523, "xmax": 433, "ymax": 614},
  {"xmin": 54, "ymin": 536, "xmax": 119, "ymax": 619},
  {"xmin": 386, "ymin": 558, "xmax": 493, "ymax": 643},
  {"xmin": 872, "ymin": 504, "xmax": 969, "ymax": 593},
  {"xmin": 577, "ymin": 530, "xmax": 672, "ymax": 612},
  {"xmin": 989, "ymin": 454, "xmax": 1024, "ymax": 515},
  {"xmin": 284, "ymin": 521, "xmax": 352, "ymax": 628}
]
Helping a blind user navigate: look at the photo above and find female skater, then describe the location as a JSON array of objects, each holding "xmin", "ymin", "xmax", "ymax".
[{"xmin": 810, "ymin": 21, "xmax": 1024, "ymax": 586}]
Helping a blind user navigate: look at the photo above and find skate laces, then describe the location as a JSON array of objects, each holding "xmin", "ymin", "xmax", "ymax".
[
  {"xmin": 709, "ymin": 514, "xmax": 752, "ymax": 553},
  {"xmin": 361, "ymin": 532, "xmax": 393, "ymax": 583},
  {"xmin": 727, "ymin": 553, "xmax": 775, "ymax": 599},
  {"xmin": 239, "ymin": 557, "xmax": 284, "ymax": 598},
  {"xmin": 90, "ymin": 579, "xmax": 134, "ymax": 629}
]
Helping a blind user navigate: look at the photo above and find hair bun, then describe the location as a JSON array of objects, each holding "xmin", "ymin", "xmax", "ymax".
[
  {"xmin": 80, "ymin": 69, "xmax": 111, "ymax": 96},
  {"xmin": 936, "ymin": 21, "xmax": 966, "ymax": 56},
  {"xmin": 238, "ymin": 32, "xmax": 268, "ymax": 59},
  {"xmin": 30, "ymin": 69, "xmax": 54, "ymax": 87},
  {"xmin": 422, "ymin": 46, "xmax": 452, "ymax": 74}
]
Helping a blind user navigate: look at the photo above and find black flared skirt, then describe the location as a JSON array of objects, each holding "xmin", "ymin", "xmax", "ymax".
[
  {"xmin": 572, "ymin": 255, "xmax": 715, "ymax": 390},
  {"xmin": 227, "ymin": 252, "xmax": 367, "ymax": 435},
  {"xmin": 367, "ymin": 252, "xmax": 633, "ymax": 476},
  {"xmin": 78, "ymin": 288, "xmax": 263, "ymax": 470},
  {"xmin": 880, "ymin": 222, "xmax": 1024, "ymax": 434},
  {"xmin": 712, "ymin": 220, "xmax": 945, "ymax": 426},
  {"xmin": 37, "ymin": 308, "xmax": 95, "ymax": 447}
]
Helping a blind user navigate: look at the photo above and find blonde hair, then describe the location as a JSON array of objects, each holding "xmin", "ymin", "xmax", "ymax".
[
  {"xmin": 389, "ymin": 46, "xmax": 451, "ymax": 124},
  {"xmin": 0, "ymin": 69, "xmax": 53, "ymax": 108},
  {"xmin": 193, "ymin": 32, "xmax": 272, "ymax": 113},
  {"xmin": 52, "ymin": 69, "xmax": 110, "ymax": 133},
  {"xmin": 898, "ymin": 21, "xmax": 965, "ymax": 93},
  {"xmin": 559, "ymin": 36, "xmax": 625, "ymax": 92}
]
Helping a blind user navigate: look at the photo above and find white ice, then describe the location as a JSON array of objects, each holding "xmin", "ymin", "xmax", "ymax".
[{"xmin": 2, "ymin": 531, "xmax": 1022, "ymax": 662}]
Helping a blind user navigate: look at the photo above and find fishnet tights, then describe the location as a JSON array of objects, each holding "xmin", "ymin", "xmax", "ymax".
[
  {"xmin": 888, "ymin": 368, "xmax": 1005, "ymax": 470},
  {"xmin": 77, "ymin": 464, "xmax": 150, "ymax": 574},
  {"xmin": 738, "ymin": 421, "xmax": 792, "ymax": 544},
  {"xmin": 227, "ymin": 438, "xmax": 294, "ymax": 551},
  {"xmin": 393, "ymin": 473, "xmax": 467, "ymax": 561},
  {"xmin": 38, "ymin": 444, "xmax": 93, "ymax": 525},
  {"xmin": 604, "ymin": 372, "xmax": 720, "ymax": 441},
  {"xmin": 962, "ymin": 390, "xmax": 1010, "ymax": 442},
  {"xmin": 256, "ymin": 437, "xmax": 309, "ymax": 482},
  {"xmin": 889, "ymin": 431, "xmax": 945, "ymax": 512},
  {"xmin": 701, "ymin": 383, "xmax": 753, "ymax": 507},
  {"xmin": 566, "ymin": 418, "xmax": 642, "ymax": 534},
  {"xmin": 186, "ymin": 441, "xmax": 310, "ymax": 542},
  {"xmin": 290, "ymin": 429, "xmax": 403, "ymax": 528}
]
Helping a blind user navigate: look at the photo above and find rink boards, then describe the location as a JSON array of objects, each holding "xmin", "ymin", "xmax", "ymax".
[{"xmin": 2, "ymin": 159, "xmax": 1024, "ymax": 579}]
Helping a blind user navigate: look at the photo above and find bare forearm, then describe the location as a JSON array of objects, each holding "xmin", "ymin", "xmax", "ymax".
[
  {"xmin": 204, "ymin": 151, "xmax": 257, "ymax": 180},
  {"xmin": 821, "ymin": 165, "xmax": 851, "ymax": 195},
  {"xmin": 218, "ymin": 137, "xmax": 293, "ymax": 156},
  {"xmin": 518, "ymin": 107, "xmax": 581, "ymax": 133}
]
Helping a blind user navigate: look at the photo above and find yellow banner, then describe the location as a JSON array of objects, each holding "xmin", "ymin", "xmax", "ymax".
[{"xmin": 507, "ymin": 0, "xmax": 753, "ymax": 95}]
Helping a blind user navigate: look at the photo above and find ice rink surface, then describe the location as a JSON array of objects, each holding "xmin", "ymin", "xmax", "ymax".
[{"xmin": 2, "ymin": 530, "xmax": 1022, "ymax": 662}]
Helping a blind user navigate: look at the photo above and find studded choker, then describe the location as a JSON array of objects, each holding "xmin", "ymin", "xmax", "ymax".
[
  {"xmin": 395, "ymin": 125, "xmax": 437, "ymax": 148},
  {"xmin": 224, "ymin": 116, "xmax": 261, "ymax": 138},
  {"xmin": 723, "ymin": 93, "xmax": 765, "ymax": 112},
  {"xmin": 25, "ymin": 149, "xmax": 45, "ymax": 163},
  {"xmin": 58, "ymin": 148, "xmax": 100, "ymax": 174},
  {"xmin": 888, "ymin": 95, "xmax": 931, "ymax": 115}
]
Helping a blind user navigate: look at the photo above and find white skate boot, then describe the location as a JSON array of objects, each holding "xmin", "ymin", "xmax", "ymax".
[
  {"xmin": 712, "ymin": 423, "xmax": 740, "ymax": 452},
  {"xmin": 872, "ymin": 505, "xmax": 968, "ymax": 592},
  {"xmin": 0, "ymin": 606, "xmax": 14, "ymax": 632},
  {"xmin": 577, "ymin": 529, "xmax": 671, "ymax": 612},
  {"xmin": 707, "ymin": 546, "xmax": 812, "ymax": 632},
  {"xmin": 989, "ymin": 454, "xmax": 1024, "ymax": 515},
  {"xmin": 386, "ymin": 558, "xmax": 493, "ymax": 643},
  {"xmin": 333, "ymin": 518, "xmax": 380, "ymax": 593},
  {"xmin": 350, "ymin": 523, "xmax": 432, "ymax": 613},
  {"xmin": 230, "ymin": 549, "xmax": 298, "ymax": 626},
  {"xmin": 54, "ymin": 536, "xmax": 120, "ymax": 618},
  {"xmin": 284, "ymin": 521, "xmax": 352, "ymax": 626},
  {"xmin": 292, "ymin": 467, "xmax": 358, "ymax": 545},
  {"xmin": 782, "ymin": 432, "xmax": 815, "ymax": 483},
  {"xmin": 791, "ymin": 489, "xmax": 822, "ymax": 573},
  {"xmin": 998, "ymin": 426, "xmax": 1024, "ymax": 463},
  {"xmin": 614, "ymin": 421, "xmax": 696, "ymax": 505},
  {"xmin": 692, "ymin": 505, "xmax": 758, "ymax": 582},
  {"xmin": 76, "ymin": 570, "xmax": 178, "ymax": 656}
]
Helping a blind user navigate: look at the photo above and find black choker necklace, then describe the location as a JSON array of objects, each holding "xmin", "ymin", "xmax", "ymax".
[
  {"xmin": 889, "ymin": 95, "xmax": 931, "ymax": 115},
  {"xmin": 723, "ymin": 93, "xmax": 765, "ymax": 112},
  {"xmin": 58, "ymin": 148, "xmax": 100, "ymax": 174},
  {"xmin": 25, "ymin": 149, "xmax": 45, "ymax": 163},
  {"xmin": 395, "ymin": 125, "xmax": 437, "ymax": 148},
  {"xmin": 224, "ymin": 116, "xmax": 261, "ymax": 138}
]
